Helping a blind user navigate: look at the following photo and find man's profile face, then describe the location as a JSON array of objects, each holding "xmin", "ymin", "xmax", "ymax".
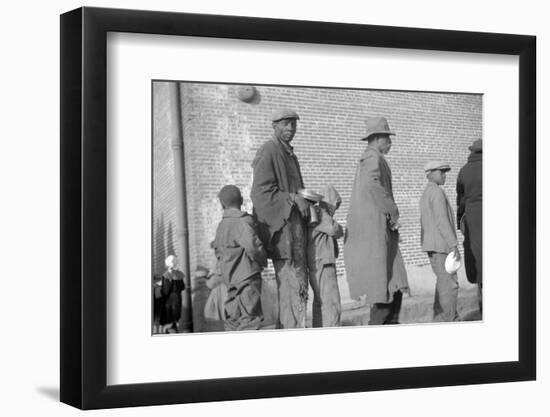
[
  {"xmin": 273, "ymin": 118, "xmax": 297, "ymax": 143},
  {"xmin": 375, "ymin": 134, "xmax": 392, "ymax": 154},
  {"xmin": 430, "ymin": 169, "xmax": 447, "ymax": 185}
]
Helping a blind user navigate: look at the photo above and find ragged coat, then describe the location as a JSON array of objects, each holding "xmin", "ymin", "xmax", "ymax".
[
  {"xmin": 213, "ymin": 208, "xmax": 267, "ymax": 287},
  {"xmin": 344, "ymin": 147, "xmax": 409, "ymax": 303},
  {"xmin": 251, "ymin": 136, "xmax": 305, "ymax": 260}
]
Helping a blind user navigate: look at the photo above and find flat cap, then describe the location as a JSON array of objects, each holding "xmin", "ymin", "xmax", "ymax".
[
  {"xmin": 271, "ymin": 108, "xmax": 300, "ymax": 122},
  {"xmin": 424, "ymin": 161, "xmax": 451, "ymax": 172}
]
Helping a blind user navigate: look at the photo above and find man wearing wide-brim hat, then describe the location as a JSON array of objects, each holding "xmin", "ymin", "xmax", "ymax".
[
  {"xmin": 420, "ymin": 161, "xmax": 461, "ymax": 322},
  {"xmin": 344, "ymin": 117, "xmax": 409, "ymax": 325},
  {"xmin": 251, "ymin": 108, "xmax": 311, "ymax": 329}
]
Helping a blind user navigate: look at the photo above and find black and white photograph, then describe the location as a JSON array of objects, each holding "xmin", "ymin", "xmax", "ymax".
[
  {"xmin": 152, "ymin": 81, "xmax": 483, "ymax": 334},
  {"xmin": 2, "ymin": 0, "xmax": 545, "ymax": 415}
]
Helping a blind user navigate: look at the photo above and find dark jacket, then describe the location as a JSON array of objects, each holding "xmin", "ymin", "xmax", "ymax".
[
  {"xmin": 420, "ymin": 182, "xmax": 457, "ymax": 254},
  {"xmin": 457, "ymin": 152, "xmax": 482, "ymax": 226},
  {"xmin": 213, "ymin": 208, "xmax": 267, "ymax": 287},
  {"xmin": 457, "ymin": 151, "xmax": 482, "ymax": 284},
  {"xmin": 251, "ymin": 136, "xmax": 305, "ymax": 259}
]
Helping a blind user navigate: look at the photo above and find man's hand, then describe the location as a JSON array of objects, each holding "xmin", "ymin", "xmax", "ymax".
[
  {"xmin": 389, "ymin": 220, "xmax": 401, "ymax": 231},
  {"xmin": 294, "ymin": 194, "xmax": 311, "ymax": 219}
]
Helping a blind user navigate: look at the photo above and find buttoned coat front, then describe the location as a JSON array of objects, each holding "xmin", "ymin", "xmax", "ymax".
[
  {"xmin": 344, "ymin": 147, "xmax": 409, "ymax": 304},
  {"xmin": 420, "ymin": 182, "xmax": 458, "ymax": 254}
]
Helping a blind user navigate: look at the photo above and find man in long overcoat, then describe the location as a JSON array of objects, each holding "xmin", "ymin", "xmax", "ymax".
[
  {"xmin": 457, "ymin": 139, "xmax": 482, "ymax": 311},
  {"xmin": 344, "ymin": 116, "xmax": 409, "ymax": 325},
  {"xmin": 251, "ymin": 109, "xmax": 311, "ymax": 328}
]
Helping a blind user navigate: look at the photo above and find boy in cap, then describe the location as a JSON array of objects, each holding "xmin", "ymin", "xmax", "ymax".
[
  {"xmin": 420, "ymin": 161, "xmax": 461, "ymax": 322},
  {"xmin": 307, "ymin": 185, "xmax": 344, "ymax": 327},
  {"xmin": 213, "ymin": 185, "xmax": 267, "ymax": 331}
]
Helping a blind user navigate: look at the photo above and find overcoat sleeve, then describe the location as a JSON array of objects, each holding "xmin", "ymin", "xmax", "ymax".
[
  {"xmin": 360, "ymin": 152, "xmax": 399, "ymax": 221},
  {"xmin": 456, "ymin": 167, "xmax": 465, "ymax": 228}
]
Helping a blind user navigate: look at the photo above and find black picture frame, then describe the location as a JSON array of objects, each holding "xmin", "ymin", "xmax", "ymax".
[{"xmin": 60, "ymin": 6, "xmax": 536, "ymax": 410}]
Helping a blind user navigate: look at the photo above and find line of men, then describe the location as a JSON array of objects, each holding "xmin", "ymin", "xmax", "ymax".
[{"xmin": 210, "ymin": 108, "xmax": 483, "ymax": 330}]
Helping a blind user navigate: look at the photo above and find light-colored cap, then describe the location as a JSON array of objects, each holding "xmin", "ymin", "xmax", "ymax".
[
  {"xmin": 445, "ymin": 252, "xmax": 461, "ymax": 274},
  {"xmin": 424, "ymin": 161, "xmax": 451, "ymax": 173},
  {"xmin": 271, "ymin": 108, "xmax": 300, "ymax": 122}
]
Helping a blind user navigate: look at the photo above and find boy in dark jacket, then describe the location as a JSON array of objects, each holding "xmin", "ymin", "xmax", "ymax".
[
  {"xmin": 213, "ymin": 185, "xmax": 267, "ymax": 331},
  {"xmin": 307, "ymin": 185, "xmax": 344, "ymax": 327}
]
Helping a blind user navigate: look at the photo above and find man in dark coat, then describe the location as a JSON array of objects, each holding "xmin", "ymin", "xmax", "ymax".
[
  {"xmin": 457, "ymin": 139, "xmax": 482, "ymax": 311},
  {"xmin": 251, "ymin": 109, "xmax": 311, "ymax": 328},
  {"xmin": 344, "ymin": 117, "xmax": 409, "ymax": 325}
]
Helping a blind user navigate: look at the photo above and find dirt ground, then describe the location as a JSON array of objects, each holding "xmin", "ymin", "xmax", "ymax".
[{"xmin": 338, "ymin": 287, "xmax": 481, "ymax": 327}]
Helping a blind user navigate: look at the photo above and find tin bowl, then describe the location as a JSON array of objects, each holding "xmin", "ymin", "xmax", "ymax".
[{"xmin": 298, "ymin": 188, "xmax": 323, "ymax": 202}]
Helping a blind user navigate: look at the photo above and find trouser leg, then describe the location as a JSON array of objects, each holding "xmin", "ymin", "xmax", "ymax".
[
  {"xmin": 319, "ymin": 264, "xmax": 341, "ymax": 327},
  {"xmin": 309, "ymin": 263, "xmax": 341, "ymax": 328},
  {"xmin": 384, "ymin": 290, "xmax": 402, "ymax": 324},
  {"xmin": 369, "ymin": 291, "xmax": 402, "ymax": 325},
  {"xmin": 273, "ymin": 260, "xmax": 308, "ymax": 328},
  {"xmin": 272, "ymin": 211, "xmax": 308, "ymax": 329},
  {"xmin": 429, "ymin": 252, "xmax": 459, "ymax": 322},
  {"xmin": 477, "ymin": 283, "xmax": 483, "ymax": 315},
  {"xmin": 224, "ymin": 275, "xmax": 263, "ymax": 331},
  {"xmin": 309, "ymin": 263, "xmax": 322, "ymax": 328}
]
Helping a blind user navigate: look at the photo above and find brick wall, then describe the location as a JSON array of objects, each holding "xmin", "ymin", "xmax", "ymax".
[{"xmin": 153, "ymin": 81, "xmax": 482, "ymax": 295}]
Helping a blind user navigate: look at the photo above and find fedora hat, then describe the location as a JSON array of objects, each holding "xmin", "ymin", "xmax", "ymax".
[
  {"xmin": 445, "ymin": 251, "xmax": 462, "ymax": 274},
  {"xmin": 361, "ymin": 116, "xmax": 395, "ymax": 141}
]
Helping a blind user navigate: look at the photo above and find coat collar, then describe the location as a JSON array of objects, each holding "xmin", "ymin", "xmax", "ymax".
[
  {"xmin": 222, "ymin": 207, "xmax": 247, "ymax": 218},
  {"xmin": 467, "ymin": 152, "xmax": 482, "ymax": 163},
  {"xmin": 360, "ymin": 145, "xmax": 385, "ymax": 161},
  {"xmin": 271, "ymin": 134, "xmax": 295, "ymax": 157}
]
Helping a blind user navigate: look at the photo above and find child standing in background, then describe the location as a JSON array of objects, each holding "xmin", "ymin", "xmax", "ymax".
[
  {"xmin": 213, "ymin": 185, "xmax": 267, "ymax": 331},
  {"xmin": 307, "ymin": 185, "xmax": 344, "ymax": 327},
  {"xmin": 159, "ymin": 255, "xmax": 186, "ymax": 333}
]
